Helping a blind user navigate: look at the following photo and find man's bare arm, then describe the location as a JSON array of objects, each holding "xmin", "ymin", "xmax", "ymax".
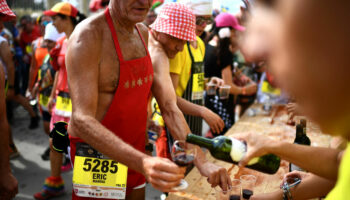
[
  {"xmin": 0, "ymin": 67, "xmax": 18, "ymax": 199},
  {"xmin": 0, "ymin": 41, "xmax": 15, "ymax": 98},
  {"xmin": 169, "ymin": 73, "xmax": 224, "ymax": 134},
  {"xmin": 28, "ymin": 43, "xmax": 37, "ymax": 92},
  {"xmin": 235, "ymin": 133, "xmax": 342, "ymax": 180},
  {"xmin": 151, "ymin": 49, "xmax": 190, "ymax": 141}
]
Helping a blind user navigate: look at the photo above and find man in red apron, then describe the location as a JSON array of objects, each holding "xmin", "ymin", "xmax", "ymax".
[{"xmin": 66, "ymin": 1, "xmax": 230, "ymax": 199}]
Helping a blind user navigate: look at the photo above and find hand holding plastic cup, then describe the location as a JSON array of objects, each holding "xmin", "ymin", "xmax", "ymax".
[
  {"xmin": 240, "ymin": 175, "xmax": 256, "ymax": 200},
  {"xmin": 219, "ymin": 85, "xmax": 231, "ymax": 99}
]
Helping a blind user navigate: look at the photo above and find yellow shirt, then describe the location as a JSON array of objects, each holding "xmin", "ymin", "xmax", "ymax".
[
  {"xmin": 169, "ymin": 36, "xmax": 205, "ymax": 97},
  {"xmin": 325, "ymin": 143, "xmax": 350, "ymax": 200}
]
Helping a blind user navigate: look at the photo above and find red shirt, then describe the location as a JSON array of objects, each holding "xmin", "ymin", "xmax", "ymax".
[
  {"xmin": 20, "ymin": 25, "xmax": 41, "ymax": 64},
  {"xmin": 20, "ymin": 25, "xmax": 41, "ymax": 54}
]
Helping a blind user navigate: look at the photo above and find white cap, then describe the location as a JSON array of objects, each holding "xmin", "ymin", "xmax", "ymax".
[
  {"xmin": 180, "ymin": 0, "xmax": 213, "ymax": 16},
  {"xmin": 44, "ymin": 23, "xmax": 65, "ymax": 42}
]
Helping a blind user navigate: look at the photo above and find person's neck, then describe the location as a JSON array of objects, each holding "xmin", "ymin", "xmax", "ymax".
[
  {"xmin": 209, "ymin": 36, "xmax": 218, "ymax": 46},
  {"xmin": 190, "ymin": 40, "xmax": 198, "ymax": 49},
  {"xmin": 109, "ymin": 3, "xmax": 135, "ymax": 34},
  {"xmin": 64, "ymin": 25, "xmax": 74, "ymax": 39}
]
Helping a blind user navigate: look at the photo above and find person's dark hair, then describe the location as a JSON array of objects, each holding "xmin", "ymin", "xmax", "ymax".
[
  {"xmin": 57, "ymin": 12, "xmax": 86, "ymax": 27},
  {"xmin": 20, "ymin": 15, "xmax": 32, "ymax": 23},
  {"xmin": 213, "ymin": 25, "xmax": 233, "ymax": 66}
]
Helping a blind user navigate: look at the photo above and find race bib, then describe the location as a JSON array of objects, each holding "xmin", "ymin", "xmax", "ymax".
[
  {"xmin": 191, "ymin": 61, "xmax": 204, "ymax": 101},
  {"xmin": 55, "ymin": 93, "xmax": 72, "ymax": 117},
  {"xmin": 261, "ymin": 81, "xmax": 281, "ymax": 96},
  {"xmin": 39, "ymin": 94, "xmax": 49, "ymax": 110},
  {"xmin": 73, "ymin": 143, "xmax": 128, "ymax": 199}
]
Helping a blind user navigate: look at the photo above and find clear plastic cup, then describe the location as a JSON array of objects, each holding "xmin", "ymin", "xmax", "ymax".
[
  {"xmin": 229, "ymin": 179, "xmax": 242, "ymax": 200},
  {"xmin": 219, "ymin": 85, "xmax": 231, "ymax": 99},
  {"xmin": 240, "ymin": 175, "xmax": 256, "ymax": 200},
  {"xmin": 206, "ymin": 83, "xmax": 217, "ymax": 96},
  {"xmin": 215, "ymin": 185, "xmax": 232, "ymax": 200}
]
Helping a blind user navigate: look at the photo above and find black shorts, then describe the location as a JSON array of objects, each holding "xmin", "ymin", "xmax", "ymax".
[{"xmin": 42, "ymin": 110, "xmax": 51, "ymax": 122}]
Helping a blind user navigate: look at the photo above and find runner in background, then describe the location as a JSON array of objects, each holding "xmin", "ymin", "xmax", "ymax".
[
  {"xmin": 34, "ymin": 2, "xmax": 86, "ymax": 200},
  {"xmin": 27, "ymin": 15, "xmax": 51, "ymax": 99},
  {"xmin": 32, "ymin": 23, "xmax": 64, "ymax": 161}
]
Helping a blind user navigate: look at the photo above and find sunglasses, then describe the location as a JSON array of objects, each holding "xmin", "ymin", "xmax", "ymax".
[{"xmin": 196, "ymin": 17, "xmax": 213, "ymax": 26}]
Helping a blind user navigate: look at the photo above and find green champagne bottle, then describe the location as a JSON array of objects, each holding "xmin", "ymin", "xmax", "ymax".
[{"xmin": 186, "ymin": 134, "xmax": 281, "ymax": 174}]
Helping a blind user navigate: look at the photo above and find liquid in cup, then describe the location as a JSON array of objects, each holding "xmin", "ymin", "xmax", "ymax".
[
  {"xmin": 206, "ymin": 83, "xmax": 217, "ymax": 96},
  {"xmin": 219, "ymin": 85, "xmax": 231, "ymax": 99}
]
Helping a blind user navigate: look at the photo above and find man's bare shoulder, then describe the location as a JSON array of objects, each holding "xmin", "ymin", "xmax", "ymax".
[
  {"xmin": 69, "ymin": 13, "xmax": 107, "ymax": 49},
  {"xmin": 136, "ymin": 23, "xmax": 149, "ymax": 43},
  {"xmin": 148, "ymin": 33, "xmax": 168, "ymax": 67}
]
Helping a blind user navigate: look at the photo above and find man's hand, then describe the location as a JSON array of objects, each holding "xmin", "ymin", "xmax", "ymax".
[
  {"xmin": 196, "ymin": 161, "xmax": 231, "ymax": 190},
  {"xmin": 286, "ymin": 103, "xmax": 301, "ymax": 118},
  {"xmin": 282, "ymin": 171, "xmax": 309, "ymax": 186},
  {"xmin": 201, "ymin": 107, "xmax": 224, "ymax": 134},
  {"xmin": 0, "ymin": 172, "xmax": 18, "ymax": 200},
  {"xmin": 209, "ymin": 77, "xmax": 224, "ymax": 87},
  {"xmin": 142, "ymin": 157, "xmax": 184, "ymax": 192},
  {"xmin": 48, "ymin": 96, "xmax": 55, "ymax": 114},
  {"xmin": 232, "ymin": 133, "xmax": 275, "ymax": 167}
]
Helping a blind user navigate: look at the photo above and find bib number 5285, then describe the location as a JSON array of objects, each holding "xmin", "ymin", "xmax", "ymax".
[{"xmin": 83, "ymin": 158, "xmax": 118, "ymax": 174}]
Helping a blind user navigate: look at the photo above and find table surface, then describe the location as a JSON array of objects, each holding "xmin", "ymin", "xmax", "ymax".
[{"xmin": 167, "ymin": 104, "xmax": 332, "ymax": 200}]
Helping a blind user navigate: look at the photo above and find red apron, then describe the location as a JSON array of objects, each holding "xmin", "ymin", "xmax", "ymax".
[{"xmin": 70, "ymin": 8, "xmax": 153, "ymax": 199}]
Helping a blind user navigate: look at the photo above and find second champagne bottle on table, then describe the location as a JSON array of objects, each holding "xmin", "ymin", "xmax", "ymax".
[
  {"xmin": 289, "ymin": 120, "xmax": 311, "ymax": 172},
  {"xmin": 186, "ymin": 134, "xmax": 281, "ymax": 174}
]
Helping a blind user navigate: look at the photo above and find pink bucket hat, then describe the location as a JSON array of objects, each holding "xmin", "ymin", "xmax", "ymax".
[
  {"xmin": 150, "ymin": 3, "xmax": 196, "ymax": 41},
  {"xmin": 215, "ymin": 12, "xmax": 245, "ymax": 31},
  {"xmin": 0, "ymin": 0, "xmax": 16, "ymax": 21}
]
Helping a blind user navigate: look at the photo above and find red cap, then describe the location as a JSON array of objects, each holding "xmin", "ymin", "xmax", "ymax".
[
  {"xmin": 44, "ymin": 2, "xmax": 78, "ymax": 17},
  {"xmin": 0, "ymin": 0, "xmax": 16, "ymax": 21}
]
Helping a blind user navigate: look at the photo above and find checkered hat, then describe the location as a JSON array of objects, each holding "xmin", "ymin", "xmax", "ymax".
[
  {"xmin": 150, "ymin": 3, "xmax": 196, "ymax": 41},
  {"xmin": 0, "ymin": 0, "xmax": 16, "ymax": 21}
]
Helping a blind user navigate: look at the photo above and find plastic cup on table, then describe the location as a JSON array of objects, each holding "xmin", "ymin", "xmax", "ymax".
[
  {"xmin": 206, "ymin": 83, "xmax": 217, "ymax": 96},
  {"xmin": 219, "ymin": 85, "xmax": 231, "ymax": 99},
  {"xmin": 240, "ymin": 175, "xmax": 256, "ymax": 200},
  {"xmin": 215, "ymin": 185, "xmax": 232, "ymax": 200}
]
